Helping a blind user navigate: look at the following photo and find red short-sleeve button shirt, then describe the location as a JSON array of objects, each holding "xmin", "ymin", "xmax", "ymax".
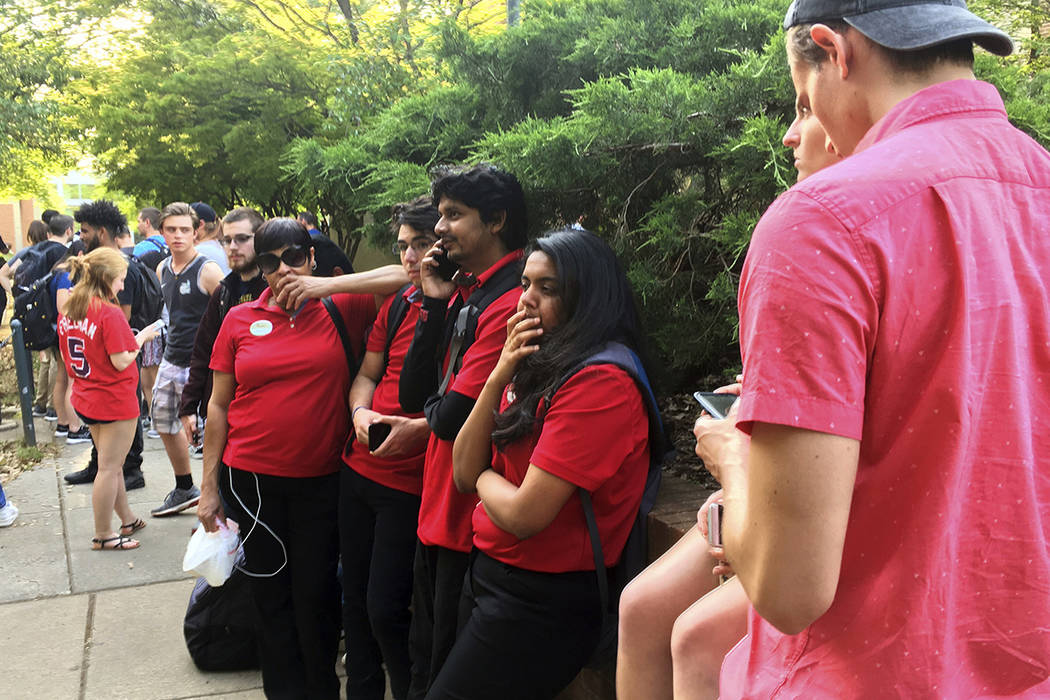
[{"xmin": 210, "ymin": 289, "xmax": 376, "ymax": 478}]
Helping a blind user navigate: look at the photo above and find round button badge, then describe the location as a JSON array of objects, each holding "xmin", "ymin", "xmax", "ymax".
[{"xmin": 249, "ymin": 320, "xmax": 273, "ymax": 337}]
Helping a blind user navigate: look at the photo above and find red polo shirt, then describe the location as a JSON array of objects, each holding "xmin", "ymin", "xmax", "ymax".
[
  {"xmin": 472, "ymin": 365, "xmax": 649, "ymax": 572},
  {"xmin": 344, "ymin": 287, "xmax": 426, "ymax": 495},
  {"xmin": 418, "ymin": 250, "xmax": 524, "ymax": 552},
  {"xmin": 59, "ymin": 300, "xmax": 140, "ymax": 421},
  {"xmin": 210, "ymin": 289, "xmax": 376, "ymax": 478},
  {"xmin": 724, "ymin": 81, "xmax": 1050, "ymax": 698}
]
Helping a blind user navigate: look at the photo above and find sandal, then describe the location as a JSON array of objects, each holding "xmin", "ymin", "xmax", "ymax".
[
  {"xmin": 91, "ymin": 534, "xmax": 140, "ymax": 551},
  {"xmin": 120, "ymin": 518, "xmax": 146, "ymax": 536}
]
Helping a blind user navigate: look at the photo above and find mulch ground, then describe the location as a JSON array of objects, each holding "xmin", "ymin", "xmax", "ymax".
[{"xmin": 659, "ymin": 392, "xmax": 720, "ymax": 490}]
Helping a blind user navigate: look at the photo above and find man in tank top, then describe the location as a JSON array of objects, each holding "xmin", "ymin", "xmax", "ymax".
[{"xmin": 150, "ymin": 201, "xmax": 224, "ymax": 518}]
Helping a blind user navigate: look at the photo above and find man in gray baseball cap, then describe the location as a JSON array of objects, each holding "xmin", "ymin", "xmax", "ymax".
[{"xmin": 692, "ymin": 1, "xmax": 1050, "ymax": 696}]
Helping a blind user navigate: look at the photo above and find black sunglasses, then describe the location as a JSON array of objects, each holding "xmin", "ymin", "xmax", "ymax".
[{"xmin": 257, "ymin": 245, "xmax": 309, "ymax": 274}]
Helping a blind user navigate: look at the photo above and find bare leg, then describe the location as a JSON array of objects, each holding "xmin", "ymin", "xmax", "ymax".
[
  {"xmin": 670, "ymin": 576, "xmax": 749, "ymax": 700},
  {"xmin": 53, "ymin": 370, "xmax": 82, "ymax": 432},
  {"xmin": 90, "ymin": 419, "xmax": 138, "ymax": 540},
  {"xmin": 140, "ymin": 365, "xmax": 158, "ymax": 414},
  {"xmin": 616, "ymin": 526, "xmax": 721, "ymax": 700},
  {"xmin": 159, "ymin": 431, "xmax": 192, "ymax": 477}
]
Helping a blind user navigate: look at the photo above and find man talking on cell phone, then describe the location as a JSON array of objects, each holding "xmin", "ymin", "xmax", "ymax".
[{"xmin": 693, "ymin": 1, "xmax": 1050, "ymax": 696}]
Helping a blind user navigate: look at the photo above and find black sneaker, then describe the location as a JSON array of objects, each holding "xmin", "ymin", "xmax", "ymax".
[
  {"xmin": 66, "ymin": 426, "xmax": 92, "ymax": 444},
  {"xmin": 64, "ymin": 465, "xmax": 98, "ymax": 485},
  {"xmin": 123, "ymin": 469, "xmax": 146, "ymax": 491},
  {"xmin": 45, "ymin": 408, "xmax": 58, "ymax": 421},
  {"xmin": 32, "ymin": 405, "xmax": 47, "ymax": 417},
  {"xmin": 55, "ymin": 423, "xmax": 69, "ymax": 437}
]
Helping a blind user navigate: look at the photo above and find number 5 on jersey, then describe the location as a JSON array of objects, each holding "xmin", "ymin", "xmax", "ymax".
[{"xmin": 67, "ymin": 337, "xmax": 91, "ymax": 378}]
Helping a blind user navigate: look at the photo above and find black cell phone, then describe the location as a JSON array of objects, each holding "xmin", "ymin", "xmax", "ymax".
[
  {"xmin": 692, "ymin": 391, "xmax": 738, "ymax": 420},
  {"xmin": 431, "ymin": 249, "xmax": 459, "ymax": 281},
  {"xmin": 368, "ymin": 422, "xmax": 392, "ymax": 451},
  {"xmin": 707, "ymin": 502, "xmax": 724, "ymax": 547}
]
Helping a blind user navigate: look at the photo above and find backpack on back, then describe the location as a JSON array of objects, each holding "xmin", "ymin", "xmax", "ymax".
[
  {"xmin": 13, "ymin": 240, "xmax": 66, "ymax": 290},
  {"xmin": 545, "ymin": 341, "xmax": 670, "ymax": 670},
  {"xmin": 12, "ymin": 272, "xmax": 59, "ymax": 350},
  {"xmin": 127, "ymin": 255, "xmax": 164, "ymax": 332}
]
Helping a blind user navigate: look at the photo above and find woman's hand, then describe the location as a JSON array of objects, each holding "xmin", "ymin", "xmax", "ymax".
[
  {"xmin": 697, "ymin": 489, "xmax": 735, "ymax": 578},
  {"xmin": 419, "ymin": 243, "xmax": 458, "ymax": 301},
  {"xmin": 134, "ymin": 322, "xmax": 161, "ymax": 347},
  {"xmin": 274, "ymin": 274, "xmax": 332, "ymax": 310},
  {"xmin": 352, "ymin": 407, "xmax": 381, "ymax": 446},
  {"xmin": 488, "ymin": 310, "xmax": 543, "ymax": 389},
  {"xmin": 197, "ymin": 484, "xmax": 225, "ymax": 533}
]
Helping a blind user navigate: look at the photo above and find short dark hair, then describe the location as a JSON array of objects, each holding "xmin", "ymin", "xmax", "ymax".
[
  {"xmin": 788, "ymin": 21, "xmax": 974, "ymax": 73},
  {"xmin": 138, "ymin": 207, "xmax": 161, "ymax": 230},
  {"xmin": 255, "ymin": 217, "xmax": 313, "ymax": 256},
  {"xmin": 41, "ymin": 209, "xmax": 60, "ymax": 224},
  {"xmin": 48, "ymin": 215, "xmax": 74, "ymax": 238},
  {"xmin": 74, "ymin": 200, "xmax": 128, "ymax": 238},
  {"xmin": 297, "ymin": 211, "xmax": 318, "ymax": 227},
  {"xmin": 391, "ymin": 196, "xmax": 440, "ymax": 237},
  {"xmin": 431, "ymin": 165, "xmax": 528, "ymax": 251},
  {"xmin": 223, "ymin": 207, "xmax": 265, "ymax": 233}
]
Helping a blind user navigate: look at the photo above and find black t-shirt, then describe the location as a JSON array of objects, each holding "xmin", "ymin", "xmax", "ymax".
[{"xmin": 117, "ymin": 251, "xmax": 145, "ymax": 309}]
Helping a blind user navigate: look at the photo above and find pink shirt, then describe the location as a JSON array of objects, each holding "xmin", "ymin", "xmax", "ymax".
[{"xmin": 724, "ymin": 81, "xmax": 1050, "ymax": 697}]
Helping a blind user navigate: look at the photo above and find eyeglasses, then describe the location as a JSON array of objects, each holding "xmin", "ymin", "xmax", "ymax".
[
  {"xmin": 392, "ymin": 239, "xmax": 436, "ymax": 256},
  {"xmin": 257, "ymin": 245, "xmax": 309, "ymax": 274},
  {"xmin": 220, "ymin": 234, "xmax": 254, "ymax": 247}
]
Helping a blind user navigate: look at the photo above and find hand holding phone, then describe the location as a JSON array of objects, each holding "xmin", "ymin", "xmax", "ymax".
[
  {"xmin": 430, "ymin": 249, "xmax": 460, "ymax": 282},
  {"xmin": 368, "ymin": 422, "xmax": 392, "ymax": 452}
]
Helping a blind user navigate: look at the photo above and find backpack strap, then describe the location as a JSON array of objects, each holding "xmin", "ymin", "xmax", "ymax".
[
  {"xmin": 437, "ymin": 259, "xmax": 522, "ymax": 396},
  {"xmin": 148, "ymin": 237, "xmax": 167, "ymax": 253},
  {"xmin": 383, "ymin": 284, "xmax": 415, "ymax": 368},
  {"xmin": 580, "ymin": 490, "xmax": 611, "ymax": 614},
  {"xmin": 322, "ymin": 296, "xmax": 359, "ymax": 378}
]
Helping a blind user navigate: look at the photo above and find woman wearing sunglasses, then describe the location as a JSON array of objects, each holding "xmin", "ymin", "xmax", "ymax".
[
  {"xmin": 430, "ymin": 228, "xmax": 653, "ymax": 699},
  {"xmin": 198, "ymin": 218, "xmax": 385, "ymax": 699}
]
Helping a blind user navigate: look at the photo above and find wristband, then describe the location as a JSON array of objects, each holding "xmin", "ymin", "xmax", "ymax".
[{"xmin": 352, "ymin": 406, "xmax": 368, "ymax": 420}]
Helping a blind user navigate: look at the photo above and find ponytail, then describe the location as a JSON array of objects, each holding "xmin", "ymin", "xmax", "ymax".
[{"xmin": 63, "ymin": 248, "xmax": 128, "ymax": 322}]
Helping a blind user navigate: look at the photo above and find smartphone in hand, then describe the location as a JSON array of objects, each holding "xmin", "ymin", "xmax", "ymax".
[
  {"xmin": 431, "ymin": 250, "xmax": 459, "ymax": 281},
  {"xmin": 707, "ymin": 502, "xmax": 724, "ymax": 547},
  {"xmin": 368, "ymin": 422, "xmax": 392, "ymax": 452},
  {"xmin": 692, "ymin": 391, "xmax": 738, "ymax": 420}
]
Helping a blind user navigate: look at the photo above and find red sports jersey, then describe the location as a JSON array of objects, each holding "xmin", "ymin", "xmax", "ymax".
[
  {"xmin": 58, "ymin": 300, "xmax": 140, "ymax": 421},
  {"xmin": 472, "ymin": 365, "xmax": 649, "ymax": 572}
]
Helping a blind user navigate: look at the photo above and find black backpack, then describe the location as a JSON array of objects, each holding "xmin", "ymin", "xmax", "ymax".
[
  {"xmin": 382, "ymin": 284, "xmax": 415, "ymax": 367},
  {"xmin": 126, "ymin": 255, "xmax": 164, "ymax": 332},
  {"xmin": 12, "ymin": 271, "xmax": 59, "ymax": 350},
  {"xmin": 13, "ymin": 240, "xmax": 66, "ymax": 290},
  {"xmin": 544, "ymin": 341, "xmax": 670, "ymax": 670}
]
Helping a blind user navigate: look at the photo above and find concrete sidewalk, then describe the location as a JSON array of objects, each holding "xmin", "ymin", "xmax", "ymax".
[{"xmin": 0, "ymin": 417, "xmax": 267, "ymax": 700}]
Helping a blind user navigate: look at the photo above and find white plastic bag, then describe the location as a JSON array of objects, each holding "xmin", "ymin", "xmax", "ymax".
[{"xmin": 183, "ymin": 517, "xmax": 241, "ymax": 586}]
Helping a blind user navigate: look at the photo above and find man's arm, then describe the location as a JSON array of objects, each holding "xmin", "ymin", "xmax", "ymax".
[
  {"xmin": 199, "ymin": 260, "xmax": 224, "ymax": 296},
  {"xmin": 0, "ymin": 260, "xmax": 16, "ymax": 294},
  {"xmin": 695, "ymin": 418, "xmax": 858, "ymax": 634},
  {"xmin": 179, "ymin": 285, "xmax": 224, "ymax": 420},
  {"xmin": 274, "ymin": 264, "xmax": 408, "ymax": 310}
]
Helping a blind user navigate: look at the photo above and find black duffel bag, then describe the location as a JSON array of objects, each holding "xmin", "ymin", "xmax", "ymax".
[{"xmin": 183, "ymin": 567, "xmax": 260, "ymax": 671}]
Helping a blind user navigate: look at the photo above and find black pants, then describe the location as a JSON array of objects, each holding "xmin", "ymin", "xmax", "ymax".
[
  {"xmin": 220, "ymin": 464, "xmax": 341, "ymax": 700},
  {"xmin": 425, "ymin": 552, "xmax": 602, "ymax": 700},
  {"xmin": 339, "ymin": 467, "xmax": 421, "ymax": 700},
  {"xmin": 406, "ymin": 543, "xmax": 471, "ymax": 700}
]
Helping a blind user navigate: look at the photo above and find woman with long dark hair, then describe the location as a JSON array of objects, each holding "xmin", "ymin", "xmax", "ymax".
[{"xmin": 431, "ymin": 228, "xmax": 652, "ymax": 699}]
